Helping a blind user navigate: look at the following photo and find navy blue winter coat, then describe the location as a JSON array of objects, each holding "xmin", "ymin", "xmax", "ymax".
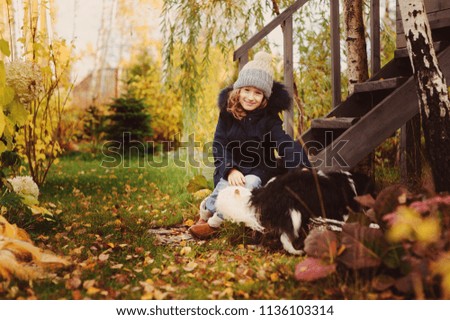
[{"xmin": 213, "ymin": 81, "xmax": 311, "ymax": 187}]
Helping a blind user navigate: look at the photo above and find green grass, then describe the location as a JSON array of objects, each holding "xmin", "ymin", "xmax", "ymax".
[{"xmin": 2, "ymin": 152, "xmax": 385, "ymax": 300}]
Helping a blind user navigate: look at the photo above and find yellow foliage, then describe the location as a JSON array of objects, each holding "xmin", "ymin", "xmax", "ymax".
[
  {"xmin": 0, "ymin": 215, "xmax": 70, "ymax": 284},
  {"xmin": 124, "ymin": 44, "xmax": 232, "ymax": 148},
  {"xmin": 124, "ymin": 50, "xmax": 182, "ymax": 143},
  {"xmin": 387, "ymin": 206, "xmax": 441, "ymax": 245},
  {"xmin": 0, "ymin": 215, "xmax": 31, "ymax": 242},
  {"xmin": 192, "ymin": 188, "xmax": 212, "ymax": 201},
  {"xmin": 5, "ymin": 1, "xmax": 75, "ymax": 186},
  {"xmin": 0, "ymin": 108, "xmax": 5, "ymax": 143},
  {"xmin": 415, "ymin": 218, "xmax": 440, "ymax": 243}
]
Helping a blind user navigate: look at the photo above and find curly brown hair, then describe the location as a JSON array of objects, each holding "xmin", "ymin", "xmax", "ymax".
[{"xmin": 227, "ymin": 88, "xmax": 268, "ymax": 120}]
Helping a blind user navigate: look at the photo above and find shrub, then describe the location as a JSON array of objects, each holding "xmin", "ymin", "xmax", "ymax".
[
  {"xmin": 295, "ymin": 187, "xmax": 450, "ymax": 299},
  {"xmin": 104, "ymin": 95, "xmax": 153, "ymax": 151}
]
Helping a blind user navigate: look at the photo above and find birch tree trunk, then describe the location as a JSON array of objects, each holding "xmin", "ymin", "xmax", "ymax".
[
  {"xmin": 344, "ymin": 0, "xmax": 373, "ymax": 178},
  {"xmin": 398, "ymin": 0, "xmax": 450, "ymax": 193},
  {"xmin": 344, "ymin": 0, "xmax": 369, "ymax": 95}
]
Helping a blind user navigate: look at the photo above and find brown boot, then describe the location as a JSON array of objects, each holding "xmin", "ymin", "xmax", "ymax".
[
  {"xmin": 189, "ymin": 223, "xmax": 218, "ymax": 239},
  {"xmin": 194, "ymin": 218, "xmax": 208, "ymax": 225}
]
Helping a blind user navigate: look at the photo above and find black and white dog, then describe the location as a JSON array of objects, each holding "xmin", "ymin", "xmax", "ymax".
[{"xmin": 216, "ymin": 168, "xmax": 372, "ymax": 255}]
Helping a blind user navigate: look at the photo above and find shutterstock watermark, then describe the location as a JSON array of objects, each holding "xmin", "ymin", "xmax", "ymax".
[{"xmin": 100, "ymin": 132, "xmax": 349, "ymax": 169}]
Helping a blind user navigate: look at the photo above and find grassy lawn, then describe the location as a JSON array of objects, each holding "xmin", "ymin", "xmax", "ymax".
[{"xmin": 3, "ymin": 151, "xmax": 387, "ymax": 300}]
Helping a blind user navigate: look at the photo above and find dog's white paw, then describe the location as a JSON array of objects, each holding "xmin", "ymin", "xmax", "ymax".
[
  {"xmin": 280, "ymin": 233, "xmax": 304, "ymax": 255},
  {"xmin": 290, "ymin": 249, "xmax": 305, "ymax": 256}
]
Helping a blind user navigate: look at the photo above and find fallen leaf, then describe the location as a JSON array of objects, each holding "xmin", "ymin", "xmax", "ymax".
[
  {"xmin": 180, "ymin": 246, "xmax": 192, "ymax": 255},
  {"xmin": 112, "ymin": 274, "xmax": 129, "ymax": 285},
  {"xmin": 161, "ymin": 265, "xmax": 178, "ymax": 275},
  {"xmin": 270, "ymin": 273, "xmax": 279, "ymax": 282},
  {"xmin": 187, "ymin": 175, "xmax": 209, "ymax": 194},
  {"xmin": 86, "ymin": 287, "xmax": 101, "ymax": 296},
  {"xmin": 83, "ymin": 279, "xmax": 96, "ymax": 289},
  {"xmin": 193, "ymin": 188, "xmax": 212, "ymax": 201},
  {"xmin": 295, "ymin": 258, "xmax": 336, "ymax": 281},
  {"xmin": 154, "ymin": 289, "xmax": 168, "ymax": 300},
  {"xmin": 184, "ymin": 219, "xmax": 194, "ymax": 227},
  {"xmin": 65, "ymin": 276, "xmax": 82, "ymax": 290},
  {"xmin": 144, "ymin": 257, "xmax": 154, "ymax": 265},
  {"xmin": 256, "ymin": 269, "xmax": 266, "ymax": 280},
  {"xmin": 151, "ymin": 268, "xmax": 161, "ymax": 275},
  {"xmin": 135, "ymin": 247, "xmax": 144, "ymax": 254},
  {"xmin": 72, "ymin": 290, "xmax": 82, "ymax": 300},
  {"xmin": 183, "ymin": 262, "xmax": 198, "ymax": 272},
  {"xmin": 98, "ymin": 253, "xmax": 109, "ymax": 262},
  {"xmin": 218, "ymin": 287, "xmax": 233, "ymax": 299},
  {"xmin": 141, "ymin": 292, "xmax": 154, "ymax": 300}
]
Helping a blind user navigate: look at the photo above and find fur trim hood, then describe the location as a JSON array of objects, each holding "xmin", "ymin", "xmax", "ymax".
[{"xmin": 217, "ymin": 81, "xmax": 292, "ymax": 114}]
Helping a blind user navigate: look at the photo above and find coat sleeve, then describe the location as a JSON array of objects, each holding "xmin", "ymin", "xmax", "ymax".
[
  {"xmin": 212, "ymin": 112, "xmax": 237, "ymax": 183},
  {"xmin": 267, "ymin": 114, "xmax": 311, "ymax": 168}
]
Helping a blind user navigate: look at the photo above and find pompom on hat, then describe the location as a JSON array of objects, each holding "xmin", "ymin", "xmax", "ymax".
[{"xmin": 233, "ymin": 51, "xmax": 274, "ymax": 98}]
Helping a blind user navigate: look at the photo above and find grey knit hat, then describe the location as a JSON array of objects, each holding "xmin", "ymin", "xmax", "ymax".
[{"xmin": 233, "ymin": 51, "xmax": 274, "ymax": 98}]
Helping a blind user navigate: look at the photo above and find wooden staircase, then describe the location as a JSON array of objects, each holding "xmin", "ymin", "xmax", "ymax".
[
  {"xmin": 234, "ymin": 0, "xmax": 450, "ymax": 175},
  {"xmin": 303, "ymin": 41, "xmax": 450, "ymax": 171}
]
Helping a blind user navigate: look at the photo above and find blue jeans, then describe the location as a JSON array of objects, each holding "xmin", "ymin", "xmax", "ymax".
[{"xmin": 204, "ymin": 175, "xmax": 262, "ymax": 227}]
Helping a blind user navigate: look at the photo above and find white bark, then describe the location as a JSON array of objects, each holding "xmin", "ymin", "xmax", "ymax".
[
  {"xmin": 398, "ymin": 0, "xmax": 450, "ymax": 118},
  {"xmin": 398, "ymin": 0, "xmax": 450, "ymax": 192}
]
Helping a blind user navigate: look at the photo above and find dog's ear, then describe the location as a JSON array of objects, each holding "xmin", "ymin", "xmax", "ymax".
[{"xmin": 234, "ymin": 188, "xmax": 240, "ymax": 197}]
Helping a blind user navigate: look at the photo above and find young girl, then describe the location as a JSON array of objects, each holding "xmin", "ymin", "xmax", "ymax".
[{"xmin": 189, "ymin": 51, "xmax": 311, "ymax": 239}]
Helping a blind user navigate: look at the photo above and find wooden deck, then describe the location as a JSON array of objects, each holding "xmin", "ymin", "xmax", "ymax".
[{"xmin": 396, "ymin": 0, "xmax": 450, "ymax": 49}]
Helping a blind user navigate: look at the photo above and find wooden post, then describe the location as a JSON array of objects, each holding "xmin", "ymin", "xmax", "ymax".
[
  {"xmin": 238, "ymin": 52, "xmax": 248, "ymax": 71},
  {"xmin": 370, "ymin": 0, "xmax": 381, "ymax": 75},
  {"xmin": 331, "ymin": 0, "xmax": 341, "ymax": 108},
  {"xmin": 283, "ymin": 15, "xmax": 294, "ymax": 137}
]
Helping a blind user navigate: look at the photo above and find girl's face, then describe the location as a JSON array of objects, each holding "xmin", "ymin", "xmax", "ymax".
[{"xmin": 239, "ymin": 87, "xmax": 264, "ymax": 112}]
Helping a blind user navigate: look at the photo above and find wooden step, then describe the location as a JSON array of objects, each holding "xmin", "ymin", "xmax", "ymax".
[
  {"xmin": 311, "ymin": 117, "xmax": 359, "ymax": 130},
  {"xmin": 395, "ymin": 41, "xmax": 449, "ymax": 59},
  {"xmin": 353, "ymin": 76, "xmax": 408, "ymax": 93},
  {"xmin": 310, "ymin": 44, "xmax": 450, "ymax": 172}
]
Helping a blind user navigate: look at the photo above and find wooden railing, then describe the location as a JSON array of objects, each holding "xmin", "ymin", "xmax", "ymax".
[{"xmin": 233, "ymin": 0, "xmax": 381, "ymax": 136}]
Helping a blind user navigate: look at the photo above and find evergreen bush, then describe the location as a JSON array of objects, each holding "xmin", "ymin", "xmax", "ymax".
[{"xmin": 104, "ymin": 95, "xmax": 153, "ymax": 151}]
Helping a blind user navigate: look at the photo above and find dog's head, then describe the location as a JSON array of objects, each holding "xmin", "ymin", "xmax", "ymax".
[
  {"xmin": 216, "ymin": 186, "xmax": 264, "ymax": 232},
  {"xmin": 216, "ymin": 186, "xmax": 252, "ymax": 216}
]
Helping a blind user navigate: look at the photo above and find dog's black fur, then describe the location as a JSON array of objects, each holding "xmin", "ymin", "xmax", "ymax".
[{"xmin": 249, "ymin": 168, "xmax": 373, "ymax": 254}]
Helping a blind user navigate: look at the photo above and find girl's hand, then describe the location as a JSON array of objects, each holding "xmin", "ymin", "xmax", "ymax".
[{"xmin": 228, "ymin": 169, "xmax": 246, "ymax": 186}]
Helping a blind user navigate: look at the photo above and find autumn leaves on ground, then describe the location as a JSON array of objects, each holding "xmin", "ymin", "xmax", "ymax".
[
  {"xmin": 2, "ymin": 151, "xmax": 450, "ymax": 300},
  {"xmin": 0, "ymin": 153, "xmax": 321, "ymax": 300}
]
